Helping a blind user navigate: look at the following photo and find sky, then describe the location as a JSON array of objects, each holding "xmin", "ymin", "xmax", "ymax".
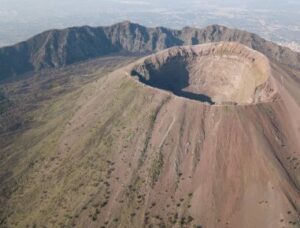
[{"xmin": 0, "ymin": 0, "xmax": 300, "ymax": 47}]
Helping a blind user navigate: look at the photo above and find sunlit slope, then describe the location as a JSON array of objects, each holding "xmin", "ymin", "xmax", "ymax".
[{"xmin": 0, "ymin": 44, "xmax": 300, "ymax": 228}]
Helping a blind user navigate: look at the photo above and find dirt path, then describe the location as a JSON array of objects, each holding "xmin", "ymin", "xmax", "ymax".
[{"xmin": 159, "ymin": 116, "xmax": 176, "ymax": 149}]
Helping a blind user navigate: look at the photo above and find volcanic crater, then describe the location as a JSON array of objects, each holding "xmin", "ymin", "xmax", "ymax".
[{"xmin": 131, "ymin": 42, "xmax": 276, "ymax": 105}]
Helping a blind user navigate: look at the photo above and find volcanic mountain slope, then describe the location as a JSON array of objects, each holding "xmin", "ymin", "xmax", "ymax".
[
  {"xmin": 1, "ymin": 40, "xmax": 300, "ymax": 228},
  {"xmin": 0, "ymin": 21, "xmax": 300, "ymax": 80}
]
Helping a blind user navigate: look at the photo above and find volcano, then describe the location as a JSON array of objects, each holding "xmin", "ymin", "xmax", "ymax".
[{"xmin": 0, "ymin": 22, "xmax": 300, "ymax": 228}]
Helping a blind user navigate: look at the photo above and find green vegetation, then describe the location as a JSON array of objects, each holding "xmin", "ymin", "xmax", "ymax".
[
  {"xmin": 0, "ymin": 56, "xmax": 148, "ymax": 227},
  {"xmin": 149, "ymin": 151, "xmax": 164, "ymax": 187}
]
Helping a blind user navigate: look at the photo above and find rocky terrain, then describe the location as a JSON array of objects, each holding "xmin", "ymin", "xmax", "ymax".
[
  {"xmin": 1, "ymin": 21, "xmax": 300, "ymax": 80},
  {"xmin": 0, "ymin": 22, "xmax": 300, "ymax": 228}
]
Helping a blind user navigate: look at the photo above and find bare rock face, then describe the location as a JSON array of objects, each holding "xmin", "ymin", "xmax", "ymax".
[{"xmin": 131, "ymin": 42, "xmax": 277, "ymax": 105}]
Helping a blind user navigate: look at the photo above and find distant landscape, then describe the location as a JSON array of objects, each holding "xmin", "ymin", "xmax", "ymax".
[{"xmin": 1, "ymin": 0, "xmax": 300, "ymax": 52}]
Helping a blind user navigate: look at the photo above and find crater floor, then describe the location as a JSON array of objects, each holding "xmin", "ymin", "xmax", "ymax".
[{"xmin": 130, "ymin": 42, "xmax": 276, "ymax": 105}]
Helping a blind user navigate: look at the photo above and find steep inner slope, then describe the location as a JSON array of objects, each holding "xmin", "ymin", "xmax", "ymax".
[
  {"xmin": 0, "ymin": 43, "xmax": 300, "ymax": 228},
  {"xmin": 131, "ymin": 42, "xmax": 276, "ymax": 105}
]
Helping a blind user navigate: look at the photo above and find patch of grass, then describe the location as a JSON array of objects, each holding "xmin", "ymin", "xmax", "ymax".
[
  {"xmin": 92, "ymin": 214, "xmax": 97, "ymax": 221},
  {"xmin": 149, "ymin": 151, "xmax": 164, "ymax": 187}
]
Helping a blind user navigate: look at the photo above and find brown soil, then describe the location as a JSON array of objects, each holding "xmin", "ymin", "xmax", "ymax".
[{"xmin": 1, "ymin": 43, "xmax": 300, "ymax": 228}]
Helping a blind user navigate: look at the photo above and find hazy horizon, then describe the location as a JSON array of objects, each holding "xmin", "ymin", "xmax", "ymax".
[{"xmin": 1, "ymin": 0, "xmax": 300, "ymax": 49}]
